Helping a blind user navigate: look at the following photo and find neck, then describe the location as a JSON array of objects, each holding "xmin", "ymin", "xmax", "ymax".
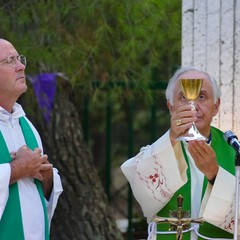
[
  {"xmin": 0, "ymin": 102, "xmax": 15, "ymax": 113},
  {"xmin": 199, "ymin": 126, "xmax": 211, "ymax": 140},
  {"xmin": 0, "ymin": 95, "xmax": 19, "ymax": 114}
]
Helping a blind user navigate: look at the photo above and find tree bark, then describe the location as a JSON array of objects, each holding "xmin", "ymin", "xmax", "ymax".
[{"xmin": 23, "ymin": 88, "xmax": 123, "ymax": 240}]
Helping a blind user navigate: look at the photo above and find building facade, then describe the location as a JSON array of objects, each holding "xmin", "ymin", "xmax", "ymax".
[{"xmin": 182, "ymin": 0, "xmax": 240, "ymax": 136}]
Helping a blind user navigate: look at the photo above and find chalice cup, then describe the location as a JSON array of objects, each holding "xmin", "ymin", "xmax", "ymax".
[{"xmin": 177, "ymin": 79, "xmax": 208, "ymax": 141}]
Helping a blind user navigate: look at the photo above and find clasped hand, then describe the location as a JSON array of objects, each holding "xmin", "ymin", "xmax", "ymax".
[{"xmin": 10, "ymin": 145, "xmax": 53, "ymax": 183}]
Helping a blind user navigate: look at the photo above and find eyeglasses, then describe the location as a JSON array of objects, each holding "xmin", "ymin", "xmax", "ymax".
[{"xmin": 0, "ymin": 55, "xmax": 27, "ymax": 67}]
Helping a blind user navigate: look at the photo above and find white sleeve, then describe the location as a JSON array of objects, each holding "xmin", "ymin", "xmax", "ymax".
[
  {"xmin": 0, "ymin": 163, "xmax": 11, "ymax": 219},
  {"xmin": 121, "ymin": 130, "xmax": 188, "ymax": 220},
  {"xmin": 201, "ymin": 167, "xmax": 240, "ymax": 234},
  {"xmin": 45, "ymin": 168, "xmax": 63, "ymax": 226}
]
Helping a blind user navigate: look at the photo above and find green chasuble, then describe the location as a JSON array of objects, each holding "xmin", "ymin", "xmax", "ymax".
[
  {"xmin": 0, "ymin": 117, "xmax": 49, "ymax": 240},
  {"xmin": 156, "ymin": 126, "xmax": 235, "ymax": 239}
]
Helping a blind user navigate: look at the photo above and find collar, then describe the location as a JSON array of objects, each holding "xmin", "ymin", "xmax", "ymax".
[
  {"xmin": 206, "ymin": 132, "xmax": 212, "ymax": 144},
  {"xmin": 0, "ymin": 103, "xmax": 26, "ymax": 122}
]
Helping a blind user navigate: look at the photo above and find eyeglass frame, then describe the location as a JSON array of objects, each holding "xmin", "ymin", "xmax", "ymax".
[{"xmin": 0, "ymin": 55, "xmax": 27, "ymax": 67}]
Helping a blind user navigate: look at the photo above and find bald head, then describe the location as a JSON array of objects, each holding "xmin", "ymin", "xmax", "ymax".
[
  {"xmin": 0, "ymin": 39, "xmax": 15, "ymax": 55},
  {"xmin": 0, "ymin": 39, "xmax": 17, "ymax": 61},
  {"xmin": 0, "ymin": 38, "xmax": 10, "ymax": 43},
  {"xmin": 0, "ymin": 38, "xmax": 13, "ymax": 48}
]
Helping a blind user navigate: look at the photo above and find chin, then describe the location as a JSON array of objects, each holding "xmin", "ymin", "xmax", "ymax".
[
  {"xmin": 19, "ymin": 85, "xmax": 28, "ymax": 94},
  {"xmin": 197, "ymin": 125, "xmax": 210, "ymax": 136}
]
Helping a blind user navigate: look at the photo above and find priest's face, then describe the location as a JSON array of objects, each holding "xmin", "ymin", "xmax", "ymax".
[
  {"xmin": 168, "ymin": 70, "xmax": 220, "ymax": 138},
  {"xmin": 0, "ymin": 39, "xmax": 27, "ymax": 103}
]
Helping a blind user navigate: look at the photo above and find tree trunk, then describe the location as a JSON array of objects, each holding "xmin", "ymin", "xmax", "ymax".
[{"xmin": 23, "ymin": 87, "xmax": 123, "ymax": 240}]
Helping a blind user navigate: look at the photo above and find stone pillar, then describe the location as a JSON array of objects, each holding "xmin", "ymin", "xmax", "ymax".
[{"xmin": 182, "ymin": 0, "xmax": 240, "ymax": 136}]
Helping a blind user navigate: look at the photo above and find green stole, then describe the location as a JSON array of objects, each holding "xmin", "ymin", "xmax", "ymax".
[
  {"xmin": 0, "ymin": 117, "xmax": 49, "ymax": 240},
  {"xmin": 156, "ymin": 127, "xmax": 235, "ymax": 239}
]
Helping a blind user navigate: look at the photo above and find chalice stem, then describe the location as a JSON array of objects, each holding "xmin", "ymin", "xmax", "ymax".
[
  {"xmin": 189, "ymin": 100, "xmax": 196, "ymax": 111},
  {"xmin": 192, "ymin": 122, "xmax": 198, "ymax": 133}
]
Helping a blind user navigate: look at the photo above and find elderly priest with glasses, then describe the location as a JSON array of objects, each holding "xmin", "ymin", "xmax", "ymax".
[
  {"xmin": 0, "ymin": 38, "xmax": 63, "ymax": 239},
  {"xmin": 121, "ymin": 66, "xmax": 240, "ymax": 240}
]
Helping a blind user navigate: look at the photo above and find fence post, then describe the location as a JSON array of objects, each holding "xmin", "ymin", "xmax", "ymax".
[
  {"xmin": 105, "ymin": 92, "xmax": 112, "ymax": 200},
  {"xmin": 127, "ymin": 100, "xmax": 134, "ymax": 240},
  {"xmin": 150, "ymin": 97, "xmax": 157, "ymax": 142}
]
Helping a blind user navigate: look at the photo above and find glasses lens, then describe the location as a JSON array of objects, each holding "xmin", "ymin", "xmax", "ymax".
[{"xmin": 19, "ymin": 55, "xmax": 27, "ymax": 66}]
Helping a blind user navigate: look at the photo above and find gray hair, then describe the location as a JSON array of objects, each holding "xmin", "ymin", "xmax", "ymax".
[{"xmin": 165, "ymin": 66, "xmax": 221, "ymax": 105}]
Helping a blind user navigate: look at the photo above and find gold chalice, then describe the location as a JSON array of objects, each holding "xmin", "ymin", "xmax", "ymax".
[{"xmin": 177, "ymin": 79, "xmax": 208, "ymax": 141}]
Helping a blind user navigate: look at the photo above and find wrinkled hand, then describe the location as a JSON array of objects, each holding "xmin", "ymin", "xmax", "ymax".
[
  {"xmin": 187, "ymin": 140, "xmax": 219, "ymax": 180},
  {"xmin": 169, "ymin": 104, "xmax": 197, "ymax": 146},
  {"xmin": 10, "ymin": 145, "xmax": 53, "ymax": 184}
]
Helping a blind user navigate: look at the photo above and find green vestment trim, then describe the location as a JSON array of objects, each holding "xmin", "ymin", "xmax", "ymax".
[
  {"xmin": 0, "ymin": 133, "xmax": 24, "ymax": 239},
  {"xmin": 0, "ymin": 116, "xmax": 49, "ymax": 240},
  {"xmin": 156, "ymin": 127, "xmax": 235, "ymax": 239}
]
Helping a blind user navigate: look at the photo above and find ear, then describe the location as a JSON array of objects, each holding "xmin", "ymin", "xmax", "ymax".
[
  {"xmin": 212, "ymin": 98, "xmax": 221, "ymax": 116},
  {"xmin": 167, "ymin": 101, "xmax": 174, "ymax": 116}
]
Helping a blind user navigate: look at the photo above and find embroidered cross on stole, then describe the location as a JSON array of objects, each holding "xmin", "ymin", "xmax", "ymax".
[
  {"xmin": 156, "ymin": 127, "xmax": 235, "ymax": 239},
  {"xmin": 0, "ymin": 117, "xmax": 49, "ymax": 240}
]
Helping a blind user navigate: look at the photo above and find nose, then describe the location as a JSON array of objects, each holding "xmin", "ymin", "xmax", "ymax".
[
  {"xmin": 15, "ymin": 60, "xmax": 26, "ymax": 71},
  {"xmin": 194, "ymin": 100, "xmax": 201, "ymax": 111}
]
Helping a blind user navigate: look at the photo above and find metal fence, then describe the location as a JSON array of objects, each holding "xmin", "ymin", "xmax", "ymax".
[{"xmin": 81, "ymin": 81, "xmax": 168, "ymax": 240}]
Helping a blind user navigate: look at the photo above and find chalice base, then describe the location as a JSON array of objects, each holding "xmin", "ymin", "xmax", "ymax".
[{"xmin": 177, "ymin": 124, "xmax": 208, "ymax": 142}]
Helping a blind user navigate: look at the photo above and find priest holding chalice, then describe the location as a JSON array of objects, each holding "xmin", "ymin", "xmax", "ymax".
[{"xmin": 121, "ymin": 66, "xmax": 238, "ymax": 239}]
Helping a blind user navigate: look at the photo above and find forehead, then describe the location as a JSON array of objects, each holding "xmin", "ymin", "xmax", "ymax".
[
  {"xmin": 177, "ymin": 70, "xmax": 209, "ymax": 80},
  {"xmin": 0, "ymin": 40, "xmax": 17, "ymax": 58}
]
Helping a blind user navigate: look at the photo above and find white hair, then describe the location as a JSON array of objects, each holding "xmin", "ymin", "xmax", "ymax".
[{"xmin": 165, "ymin": 66, "xmax": 221, "ymax": 105}]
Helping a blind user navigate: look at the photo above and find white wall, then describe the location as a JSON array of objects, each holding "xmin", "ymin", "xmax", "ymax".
[{"xmin": 182, "ymin": 0, "xmax": 240, "ymax": 136}]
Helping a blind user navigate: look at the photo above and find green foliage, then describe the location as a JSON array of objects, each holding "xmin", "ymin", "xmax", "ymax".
[
  {"xmin": 1, "ymin": 5, "xmax": 182, "ymax": 230},
  {"xmin": 0, "ymin": 0, "xmax": 181, "ymax": 92},
  {"xmin": 0, "ymin": 0, "xmax": 181, "ymax": 169}
]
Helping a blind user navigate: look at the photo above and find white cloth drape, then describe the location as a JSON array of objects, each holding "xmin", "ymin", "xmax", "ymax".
[{"xmin": 121, "ymin": 130, "xmax": 238, "ymax": 240}]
